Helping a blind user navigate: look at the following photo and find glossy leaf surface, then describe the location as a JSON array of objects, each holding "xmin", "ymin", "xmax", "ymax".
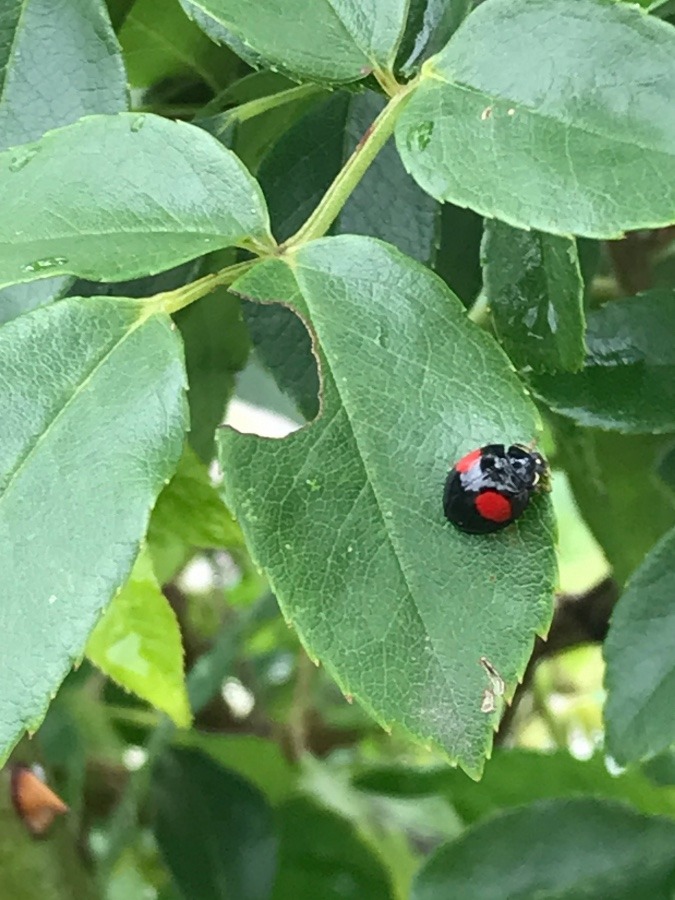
[
  {"xmin": 0, "ymin": 296, "xmax": 187, "ymax": 762},
  {"xmin": 183, "ymin": 0, "xmax": 409, "ymax": 82},
  {"xmin": 219, "ymin": 236, "xmax": 556, "ymax": 776},
  {"xmin": 483, "ymin": 222, "xmax": 585, "ymax": 372},
  {"xmin": 533, "ymin": 291, "xmax": 675, "ymax": 432},
  {"xmin": 0, "ymin": 114, "xmax": 271, "ymax": 289},
  {"xmin": 397, "ymin": 0, "xmax": 675, "ymax": 237}
]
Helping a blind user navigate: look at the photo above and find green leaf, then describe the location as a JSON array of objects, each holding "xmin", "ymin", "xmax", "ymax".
[
  {"xmin": 118, "ymin": 0, "xmax": 237, "ymax": 90},
  {"xmin": 273, "ymin": 797, "xmax": 395, "ymax": 900},
  {"xmin": 247, "ymin": 90, "xmax": 439, "ymax": 421},
  {"xmin": 356, "ymin": 748, "xmax": 675, "ymax": 821},
  {"xmin": 181, "ymin": 0, "xmax": 409, "ymax": 83},
  {"xmin": 0, "ymin": 296, "xmax": 187, "ymax": 763},
  {"xmin": 0, "ymin": 113, "xmax": 271, "ymax": 290},
  {"xmin": 0, "ymin": 0, "xmax": 127, "ymax": 322},
  {"xmin": 148, "ymin": 445, "xmax": 242, "ymax": 583},
  {"xmin": 397, "ymin": 0, "xmax": 474, "ymax": 75},
  {"xmin": 396, "ymin": 0, "xmax": 675, "ymax": 238},
  {"xmin": 87, "ymin": 549, "xmax": 191, "ymax": 727},
  {"xmin": 604, "ymin": 526, "xmax": 675, "ymax": 765},
  {"xmin": 532, "ymin": 290, "xmax": 675, "ymax": 433},
  {"xmin": 177, "ymin": 734, "xmax": 295, "ymax": 803},
  {"xmin": 152, "ymin": 748, "xmax": 277, "ymax": 900},
  {"xmin": 176, "ymin": 287, "xmax": 250, "ymax": 462},
  {"xmin": 219, "ymin": 236, "xmax": 556, "ymax": 776},
  {"xmin": 554, "ymin": 426, "xmax": 675, "ymax": 585},
  {"xmin": 433, "ymin": 202, "xmax": 483, "ymax": 308},
  {"xmin": 483, "ymin": 222, "xmax": 585, "ymax": 372},
  {"xmin": 411, "ymin": 799, "xmax": 675, "ymax": 899}
]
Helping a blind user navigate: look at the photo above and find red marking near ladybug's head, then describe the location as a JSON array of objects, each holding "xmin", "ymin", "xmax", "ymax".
[
  {"xmin": 475, "ymin": 490, "xmax": 512, "ymax": 523},
  {"xmin": 455, "ymin": 448, "xmax": 482, "ymax": 473}
]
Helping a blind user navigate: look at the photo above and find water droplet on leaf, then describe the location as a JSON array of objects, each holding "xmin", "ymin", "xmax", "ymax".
[{"xmin": 22, "ymin": 257, "xmax": 68, "ymax": 274}]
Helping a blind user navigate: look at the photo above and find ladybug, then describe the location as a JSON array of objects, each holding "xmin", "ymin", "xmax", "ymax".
[{"xmin": 443, "ymin": 444, "xmax": 550, "ymax": 534}]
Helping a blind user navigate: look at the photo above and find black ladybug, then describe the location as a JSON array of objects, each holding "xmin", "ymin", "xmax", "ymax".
[{"xmin": 443, "ymin": 444, "xmax": 550, "ymax": 534}]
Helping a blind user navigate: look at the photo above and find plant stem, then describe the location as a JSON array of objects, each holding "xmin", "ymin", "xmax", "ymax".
[
  {"xmin": 151, "ymin": 258, "xmax": 257, "ymax": 316},
  {"xmin": 373, "ymin": 67, "xmax": 402, "ymax": 98},
  {"xmin": 204, "ymin": 83, "xmax": 325, "ymax": 133},
  {"xmin": 284, "ymin": 84, "xmax": 416, "ymax": 249}
]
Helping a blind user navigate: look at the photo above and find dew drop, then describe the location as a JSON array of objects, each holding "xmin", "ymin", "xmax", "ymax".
[{"xmin": 22, "ymin": 256, "xmax": 68, "ymax": 274}]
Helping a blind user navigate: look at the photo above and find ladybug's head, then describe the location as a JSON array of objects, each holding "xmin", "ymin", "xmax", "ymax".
[{"xmin": 507, "ymin": 445, "xmax": 551, "ymax": 493}]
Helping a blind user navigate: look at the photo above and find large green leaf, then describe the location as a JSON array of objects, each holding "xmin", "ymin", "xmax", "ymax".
[
  {"xmin": 411, "ymin": 799, "xmax": 675, "ymax": 899},
  {"xmin": 0, "ymin": 0, "xmax": 127, "ymax": 323},
  {"xmin": 87, "ymin": 549, "xmax": 191, "ymax": 726},
  {"xmin": 356, "ymin": 748, "xmax": 675, "ymax": 821},
  {"xmin": 219, "ymin": 236, "xmax": 556, "ymax": 776},
  {"xmin": 247, "ymin": 90, "xmax": 439, "ymax": 421},
  {"xmin": 182, "ymin": 0, "xmax": 409, "ymax": 83},
  {"xmin": 0, "ymin": 113, "xmax": 271, "ymax": 290},
  {"xmin": 273, "ymin": 797, "xmax": 395, "ymax": 900},
  {"xmin": 396, "ymin": 0, "xmax": 675, "ymax": 237},
  {"xmin": 533, "ymin": 290, "xmax": 675, "ymax": 432},
  {"xmin": 152, "ymin": 748, "xmax": 277, "ymax": 900},
  {"xmin": 0, "ymin": 296, "xmax": 187, "ymax": 763},
  {"xmin": 482, "ymin": 222, "xmax": 585, "ymax": 372},
  {"xmin": 604, "ymin": 526, "xmax": 675, "ymax": 765},
  {"xmin": 554, "ymin": 425, "xmax": 675, "ymax": 584}
]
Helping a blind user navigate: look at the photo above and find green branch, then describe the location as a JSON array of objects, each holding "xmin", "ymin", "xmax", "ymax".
[
  {"xmin": 150, "ymin": 258, "xmax": 257, "ymax": 316},
  {"xmin": 284, "ymin": 82, "xmax": 417, "ymax": 249},
  {"xmin": 205, "ymin": 83, "xmax": 325, "ymax": 135}
]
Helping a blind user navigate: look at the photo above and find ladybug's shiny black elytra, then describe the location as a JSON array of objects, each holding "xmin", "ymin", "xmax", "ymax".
[{"xmin": 443, "ymin": 444, "xmax": 550, "ymax": 534}]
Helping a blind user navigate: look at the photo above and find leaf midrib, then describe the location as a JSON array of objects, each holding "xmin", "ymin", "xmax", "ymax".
[{"xmin": 291, "ymin": 265, "xmax": 463, "ymax": 730}]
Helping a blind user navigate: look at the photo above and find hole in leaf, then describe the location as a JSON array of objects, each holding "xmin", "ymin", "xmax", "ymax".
[{"xmin": 230, "ymin": 300, "xmax": 320, "ymax": 437}]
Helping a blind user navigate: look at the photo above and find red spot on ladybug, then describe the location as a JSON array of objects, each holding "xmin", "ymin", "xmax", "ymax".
[
  {"xmin": 475, "ymin": 490, "xmax": 512, "ymax": 523},
  {"xmin": 454, "ymin": 448, "xmax": 482, "ymax": 473},
  {"xmin": 443, "ymin": 443, "xmax": 550, "ymax": 534}
]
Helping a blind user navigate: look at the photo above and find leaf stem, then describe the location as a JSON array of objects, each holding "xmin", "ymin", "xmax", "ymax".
[
  {"xmin": 373, "ymin": 67, "xmax": 403, "ymax": 98},
  {"xmin": 284, "ymin": 83, "xmax": 416, "ymax": 250},
  {"xmin": 151, "ymin": 258, "xmax": 257, "ymax": 316},
  {"xmin": 203, "ymin": 83, "xmax": 325, "ymax": 134}
]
